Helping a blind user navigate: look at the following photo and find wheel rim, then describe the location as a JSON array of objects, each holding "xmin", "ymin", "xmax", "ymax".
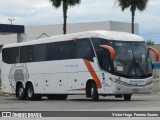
[
  {"xmin": 28, "ymin": 87, "xmax": 33, "ymax": 98},
  {"xmin": 19, "ymin": 87, "xmax": 24, "ymax": 97},
  {"xmin": 91, "ymin": 88, "xmax": 94, "ymax": 97}
]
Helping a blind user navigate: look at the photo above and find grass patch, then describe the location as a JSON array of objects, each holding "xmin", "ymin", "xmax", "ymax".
[{"xmin": 153, "ymin": 78, "xmax": 159, "ymax": 83}]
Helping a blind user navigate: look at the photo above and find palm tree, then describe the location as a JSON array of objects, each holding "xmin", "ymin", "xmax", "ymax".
[
  {"xmin": 49, "ymin": 0, "xmax": 81, "ymax": 34},
  {"xmin": 117, "ymin": 0, "xmax": 148, "ymax": 34}
]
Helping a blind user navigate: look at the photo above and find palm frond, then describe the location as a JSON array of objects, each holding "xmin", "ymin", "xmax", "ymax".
[
  {"xmin": 50, "ymin": 0, "xmax": 62, "ymax": 8},
  {"xmin": 136, "ymin": 0, "xmax": 148, "ymax": 11},
  {"xmin": 117, "ymin": 0, "xmax": 148, "ymax": 12},
  {"xmin": 68, "ymin": 0, "xmax": 81, "ymax": 7}
]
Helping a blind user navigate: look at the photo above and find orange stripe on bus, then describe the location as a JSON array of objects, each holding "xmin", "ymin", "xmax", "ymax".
[
  {"xmin": 72, "ymin": 38, "xmax": 79, "ymax": 41},
  {"xmin": 68, "ymin": 88, "xmax": 86, "ymax": 91},
  {"xmin": 83, "ymin": 59, "xmax": 102, "ymax": 88}
]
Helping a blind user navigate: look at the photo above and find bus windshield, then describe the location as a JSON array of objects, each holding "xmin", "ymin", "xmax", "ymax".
[
  {"xmin": 91, "ymin": 38, "xmax": 152, "ymax": 78},
  {"xmin": 110, "ymin": 41, "xmax": 152, "ymax": 78}
]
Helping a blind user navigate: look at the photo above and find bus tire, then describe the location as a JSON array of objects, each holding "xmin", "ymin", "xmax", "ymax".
[
  {"xmin": 90, "ymin": 82, "xmax": 99, "ymax": 101},
  {"xmin": 124, "ymin": 94, "xmax": 132, "ymax": 101},
  {"xmin": 17, "ymin": 84, "xmax": 26, "ymax": 100},
  {"xmin": 26, "ymin": 84, "xmax": 40, "ymax": 100},
  {"xmin": 54, "ymin": 94, "xmax": 68, "ymax": 100}
]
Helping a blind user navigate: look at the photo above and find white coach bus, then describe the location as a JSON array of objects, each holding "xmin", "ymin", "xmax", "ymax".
[{"xmin": 1, "ymin": 30, "xmax": 159, "ymax": 101}]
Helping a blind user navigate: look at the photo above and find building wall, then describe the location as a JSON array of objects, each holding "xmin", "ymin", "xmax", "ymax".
[
  {"xmin": 0, "ymin": 21, "xmax": 139, "ymax": 43},
  {"xmin": 110, "ymin": 21, "xmax": 139, "ymax": 34},
  {"xmin": 25, "ymin": 21, "xmax": 111, "ymax": 41},
  {"xmin": 0, "ymin": 34, "xmax": 17, "ymax": 45},
  {"xmin": 25, "ymin": 21, "xmax": 138, "ymax": 41}
]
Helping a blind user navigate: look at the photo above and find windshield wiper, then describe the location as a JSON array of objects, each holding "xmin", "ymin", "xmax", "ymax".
[{"xmin": 127, "ymin": 55, "xmax": 146, "ymax": 77}]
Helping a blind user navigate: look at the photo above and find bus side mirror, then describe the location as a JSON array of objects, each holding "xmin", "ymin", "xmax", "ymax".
[
  {"xmin": 99, "ymin": 45, "xmax": 116, "ymax": 61},
  {"xmin": 148, "ymin": 47, "xmax": 159, "ymax": 62}
]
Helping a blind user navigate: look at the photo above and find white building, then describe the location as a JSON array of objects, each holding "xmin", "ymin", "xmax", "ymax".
[
  {"xmin": 0, "ymin": 21, "xmax": 139, "ymax": 44},
  {"xmin": 26, "ymin": 21, "xmax": 139, "ymax": 41}
]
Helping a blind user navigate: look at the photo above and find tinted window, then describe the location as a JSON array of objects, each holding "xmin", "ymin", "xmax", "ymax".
[
  {"xmin": 91, "ymin": 38, "xmax": 112, "ymax": 72},
  {"xmin": 46, "ymin": 41, "xmax": 76, "ymax": 61},
  {"xmin": 61, "ymin": 41, "xmax": 76, "ymax": 60},
  {"xmin": 76, "ymin": 38, "xmax": 95, "ymax": 61},
  {"xmin": 20, "ymin": 46, "xmax": 33, "ymax": 63},
  {"xmin": 46, "ymin": 42, "xmax": 62, "ymax": 61},
  {"xmin": 92, "ymin": 38, "xmax": 110, "ymax": 49},
  {"xmin": 3, "ymin": 47, "xmax": 19, "ymax": 64},
  {"xmin": 33, "ymin": 44, "xmax": 46, "ymax": 62},
  {"xmin": 3, "ymin": 48, "xmax": 12, "ymax": 64},
  {"xmin": 2, "ymin": 38, "xmax": 95, "ymax": 64}
]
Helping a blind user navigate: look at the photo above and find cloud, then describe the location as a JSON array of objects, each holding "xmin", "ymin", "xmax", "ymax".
[
  {"xmin": 149, "ymin": 0, "xmax": 160, "ymax": 6},
  {"xmin": 0, "ymin": 0, "xmax": 160, "ymax": 43}
]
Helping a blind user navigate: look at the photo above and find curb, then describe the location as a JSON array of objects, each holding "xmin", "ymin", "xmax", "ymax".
[
  {"xmin": 3, "ymin": 94, "xmax": 16, "ymax": 97},
  {"xmin": 0, "ymin": 90, "xmax": 16, "ymax": 97}
]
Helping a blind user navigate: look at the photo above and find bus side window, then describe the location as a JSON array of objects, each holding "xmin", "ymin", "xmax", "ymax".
[
  {"xmin": 98, "ymin": 49, "xmax": 111, "ymax": 72},
  {"xmin": 76, "ymin": 38, "xmax": 95, "ymax": 62},
  {"xmin": 33, "ymin": 44, "xmax": 46, "ymax": 62},
  {"xmin": 46, "ymin": 42, "xmax": 62, "ymax": 61},
  {"xmin": 91, "ymin": 38, "xmax": 112, "ymax": 72},
  {"xmin": 61, "ymin": 41, "xmax": 76, "ymax": 60},
  {"xmin": 20, "ymin": 46, "xmax": 33, "ymax": 63},
  {"xmin": 3, "ymin": 48, "xmax": 13, "ymax": 64},
  {"xmin": 3, "ymin": 47, "xmax": 20, "ymax": 64}
]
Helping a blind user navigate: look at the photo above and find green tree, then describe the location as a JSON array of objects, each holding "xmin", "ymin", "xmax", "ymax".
[
  {"xmin": 49, "ymin": 0, "xmax": 81, "ymax": 34},
  {"xmin": 117, "ymin": 0, "xmax": 148, "ymax": 34},
  {"xmin": 146, "ymin": 40, "xmax": 155, "ymax": 45}
]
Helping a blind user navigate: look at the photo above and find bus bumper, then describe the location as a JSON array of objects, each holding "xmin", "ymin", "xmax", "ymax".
[{"xmin": 111, "ymin": 82, "xmax": 153, "ymax": 94}]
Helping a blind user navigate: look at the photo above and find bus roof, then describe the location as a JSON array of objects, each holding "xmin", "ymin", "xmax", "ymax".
[{"xmin": 3, "ymin": 30, "xmax": 144, "ymax": 48}]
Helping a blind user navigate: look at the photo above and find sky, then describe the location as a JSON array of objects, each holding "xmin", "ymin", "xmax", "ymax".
[{"xmin": 0, "ymin": 0, "xmax": 160, "ymax": 43}]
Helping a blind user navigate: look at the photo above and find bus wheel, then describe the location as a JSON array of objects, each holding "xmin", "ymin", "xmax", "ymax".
[
  {"xmin": 47, "ymin": 95, "xmax": 55, "ymax": 100},
  {"xmin": 123, "ymin": 94, "xmax": 132, "ymax": 101},
  {"xmin": 26, "ymin": 84, "xmax": 39, "ymax": 100},
  {"xmin": 17, "ymin": 84, "xmax": 26, "ymax": 100},
  {"xmin": 54, "ymin": 94, "xmax": 68, "ymax": 100},
  {"xmin": 90, "ymin": 82, "xmax": 99, "ymax": 101}
]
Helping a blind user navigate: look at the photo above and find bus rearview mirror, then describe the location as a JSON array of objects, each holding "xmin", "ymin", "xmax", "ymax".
[
  {"xmin": 99, "ymin": 45, "xmax": 116, "ymax": 61},
  {"xmin": 148, "ymin": 47, "xmax": 159, "ymax": 62}
]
